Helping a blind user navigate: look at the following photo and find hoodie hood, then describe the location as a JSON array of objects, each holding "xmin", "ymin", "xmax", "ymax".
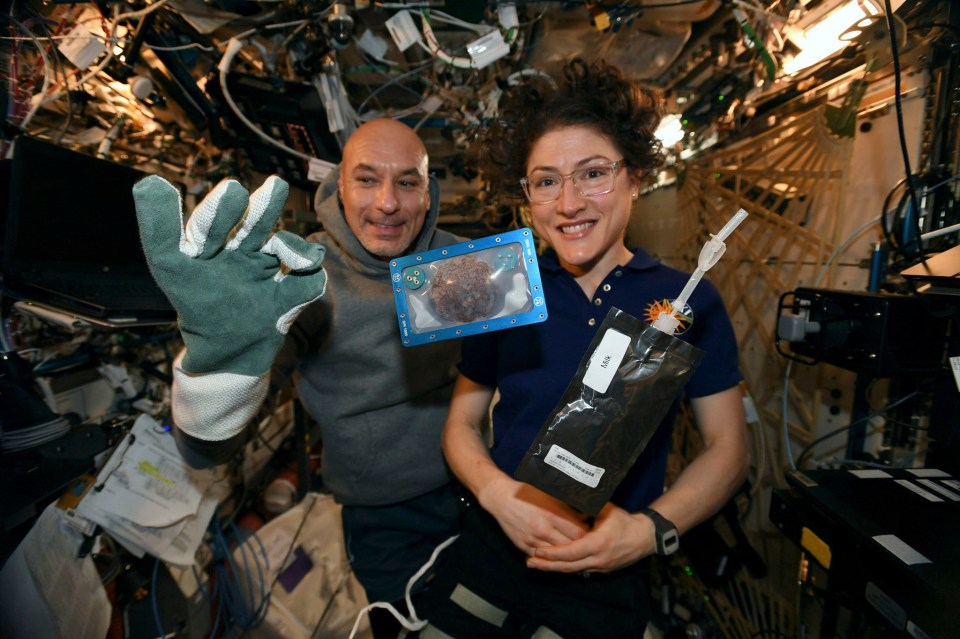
[{"xmin": 313, "ymin": 165, "xmax": 443, "ymax": 275}]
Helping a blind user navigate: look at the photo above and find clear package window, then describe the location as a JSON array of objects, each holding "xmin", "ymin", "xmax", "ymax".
[{"xmin": 390, "ymin": 228, "xmax": 548, "ymax": 346}]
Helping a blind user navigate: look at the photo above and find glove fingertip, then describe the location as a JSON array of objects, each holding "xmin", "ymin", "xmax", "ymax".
[
  {"xmin": 277, "ymin": 270, "xmax": 328, "ymax": 318},
  {"xmin": 264, "ymin": 174, "xmax": 290, "ymax": 200},
  {"xmin": 133, "ymin": 174, "xmax": 184, "ymax": 253}
]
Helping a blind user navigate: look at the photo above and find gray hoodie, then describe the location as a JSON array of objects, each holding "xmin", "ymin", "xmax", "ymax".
[{"xmin": 271, "ymin": 168, "xmax": 464, "ymax": 506}]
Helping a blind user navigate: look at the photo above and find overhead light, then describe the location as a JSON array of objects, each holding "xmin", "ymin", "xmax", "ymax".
[
  {"xmin": 782, "ymin": 0, "xmax": 891, "ymax": 75},
  {"xmin": 655, "ymin": 114, "xmax": 685, "ymax": 146}
]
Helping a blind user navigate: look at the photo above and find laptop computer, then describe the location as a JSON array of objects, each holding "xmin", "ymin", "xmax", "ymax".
[
  {"xmin": 900, "ymin": 244, "xmax": 960, "ymax": 296},
  {"xmin": 2, "ymin": 137, "xmax": 175, "ymax": 326}
]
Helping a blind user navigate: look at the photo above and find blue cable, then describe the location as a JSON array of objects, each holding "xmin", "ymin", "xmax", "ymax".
[
  {"xmin": 200, "ymin": 512, "xmax": 273, "ymax": 635},
  {"xmin": 152, "ymin": 557, "xmax": 168, "ymax": 639}
]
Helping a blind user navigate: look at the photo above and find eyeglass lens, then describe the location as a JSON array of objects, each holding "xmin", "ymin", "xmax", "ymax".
[{"xmin": 524, "ymin": 163, "xmax": 620, "ymax": 203}]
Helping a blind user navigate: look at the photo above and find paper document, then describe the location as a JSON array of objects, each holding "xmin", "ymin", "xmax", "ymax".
[
  {"xmin": 0, "ymin": 502, "xmax": 111, "ymax": 639},
  {"xmin": 75, "ymin": 414, "xmax": 224, "ymax": 565}
]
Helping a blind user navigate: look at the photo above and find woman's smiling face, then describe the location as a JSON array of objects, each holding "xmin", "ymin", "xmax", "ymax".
[{"xmin": 525, "ymin": 125, "xmax": 639, "ymax": 278}]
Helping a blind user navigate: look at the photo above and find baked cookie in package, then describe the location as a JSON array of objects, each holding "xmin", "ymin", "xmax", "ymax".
[{"xmin": 389, "ymin": 228, "xmax": 548, "ymax": 346}]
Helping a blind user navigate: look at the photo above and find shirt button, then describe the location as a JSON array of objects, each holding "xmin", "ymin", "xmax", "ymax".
[
  {"xmin": 614, "ymin": 270, "xmax": 623, "ymax": 277},
  {"xmin": 602, "ymin": 284, "xmax": 611, "ymax": 292},
  {"xmin": 588, "ymin": 318, "xmax": 596, "ymax": 326},
  {"xmin": 594, "ymin": 298, "xmax": 602, "ymax": 306}
]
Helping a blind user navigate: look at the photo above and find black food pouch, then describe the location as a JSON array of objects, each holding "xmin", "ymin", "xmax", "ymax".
[{"xmin": 513, "ymin": 307, "xmax": 705, "ymax": 515}]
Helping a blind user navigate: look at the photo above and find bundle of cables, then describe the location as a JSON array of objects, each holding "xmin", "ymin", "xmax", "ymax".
[
  {"xmin": 881, "ymin": 169, "xmax": 960, "ymax": 274},
  {"xmin": 150, "ymin": 511, "xmax": 272, "ymax": 638}
]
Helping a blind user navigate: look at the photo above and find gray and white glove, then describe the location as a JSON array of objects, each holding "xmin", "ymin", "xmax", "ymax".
[{"xmin": 133, "ymin": 174, "xmax": 326, "ymax": 465}]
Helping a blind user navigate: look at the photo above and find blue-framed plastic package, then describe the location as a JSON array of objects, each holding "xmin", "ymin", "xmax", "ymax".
[{"xmin": 389, "ymin": 228, "xmax": 548, "ymax": 347}]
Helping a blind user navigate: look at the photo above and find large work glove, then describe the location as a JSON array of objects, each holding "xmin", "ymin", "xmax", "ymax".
[{"xmin": 133, "ymin": 174, "xmax": 326, "ymax": 466}]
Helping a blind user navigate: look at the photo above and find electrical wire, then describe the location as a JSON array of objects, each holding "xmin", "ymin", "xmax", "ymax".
[
  {"xmin": 417, "ymin": 8, "xmax": 518, "ymax": 71},
  {"xmin": 191, "ymin": 510, "xmax": 272, "ymax": 636},
  {"xmin": 354, "ymin": 60, "xmax": 433, "ymax": 118},
  {"xmin": 780, "ymin": 210, "xmax": 887, "ymax": 471},
  {"xmin": 880, "ymin": 169, "xmax": 958, "ymax": 272},
  {"xmin": 151, "ymin": 557, "xmax": 168, "ymax": 639},
  {"xmin": 731, "ymin": 6, "xmax": 777, "ymax": 82},
  {"xmin": 884, "ymin": 1, "xmax": 926, "ymax": 261},
  {"xmin": 218, "ymin": 37, "xmax": 313, "ymax": 162},
  {"xmin": 347, "ymin": 534, "xmax": 460, "ymax": 639},
  {"xmin": 781, "ymin": 360, "xmax": 797, "ymax": 471},
  {"xmin": 795, "ymin": 388, "xmax": 923, "ymax": 468},
  {"xmin": 15, "ymin": 6, "xmax": 76, "ymax": 143},
  {"xmin": 813, "ymin": 215, "xmax": 883, "ymax": 287},
  {"xmin": 9, "ymin": 17, "xmax": 53, "ymax": 132}
]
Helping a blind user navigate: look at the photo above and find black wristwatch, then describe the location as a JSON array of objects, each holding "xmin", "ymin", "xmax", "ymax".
[{"xmin": 642, "ymin": 508, "xmax": 680, "ymax": 556}]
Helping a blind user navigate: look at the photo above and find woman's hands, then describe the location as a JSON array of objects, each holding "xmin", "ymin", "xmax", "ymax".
[
  {"xmin": 478, "ymin": 475, "xmax": 590, "ymax": 555},
  {"xmin": 479, "ymin": 477, "xmax": 653, "ymax": 574},
  {"xmin": 525, "ymin": 502, "xmax": 655, "ymax": 574}
]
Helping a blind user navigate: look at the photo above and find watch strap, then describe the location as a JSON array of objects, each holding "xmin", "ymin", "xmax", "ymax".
[{"xmin": 642, "ymin": 507, "xmax": 680, "ymax": 556}]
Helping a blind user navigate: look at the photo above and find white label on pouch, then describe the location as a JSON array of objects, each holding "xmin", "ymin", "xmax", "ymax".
[
  {"xmin": 582, "ymin": 328, "xmax": 630, "ymax": 394},
  {"xmin": 544, "ymin": 444, "xmax": 605, "ymax": 488}
]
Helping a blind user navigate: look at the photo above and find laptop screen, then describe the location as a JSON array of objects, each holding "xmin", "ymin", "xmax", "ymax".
[
  {"xmin": 2, "ymin": 136, "xmax": 174, "ymax": 322},
  {"xmin": 4, "ymin": 136, "xmax": 151, "ymax": 276}
]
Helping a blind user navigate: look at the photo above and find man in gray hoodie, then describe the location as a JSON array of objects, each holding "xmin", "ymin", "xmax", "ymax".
[
  {"xmin": 134, "ymin": 119, "xmax": 464, "ymax": 638},
  {"xmin": 277, "ymin": 120, "xmax": 465, "ymax": 633}
]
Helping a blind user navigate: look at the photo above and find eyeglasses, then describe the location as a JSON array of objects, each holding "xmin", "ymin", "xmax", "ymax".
[{"xmin": 520, "ymin": 160, "xmax": 627, "ymax": 204}]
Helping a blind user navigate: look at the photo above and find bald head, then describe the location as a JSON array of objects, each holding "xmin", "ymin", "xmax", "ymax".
[
  {"xmin": 338, "ymin": 118, "xmax": 432, "ymax": 259},
  {"xmin": 343, "ymin": 118, "xmax": 428, "ymax": 168}
]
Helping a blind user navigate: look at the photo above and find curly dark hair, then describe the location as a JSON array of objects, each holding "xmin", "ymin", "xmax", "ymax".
[{"xmin": 480, "ymin": 58, "xmax": 665, "ymax": 199}]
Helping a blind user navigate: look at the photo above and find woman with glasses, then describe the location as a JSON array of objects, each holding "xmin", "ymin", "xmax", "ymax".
[{"xmin": 416, "ymin": 59, "xmax": 750, "ymax": 639}]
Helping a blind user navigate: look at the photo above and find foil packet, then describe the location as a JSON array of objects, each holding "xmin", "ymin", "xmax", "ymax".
[{"xmin": 513, "ymin": 307, "xmax": 705, "ymax": 515}]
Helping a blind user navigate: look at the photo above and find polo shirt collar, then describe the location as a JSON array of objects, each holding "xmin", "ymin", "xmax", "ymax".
[{"xmin": 538, "ymin": 246, "xmax": 662, "ymax": 273}]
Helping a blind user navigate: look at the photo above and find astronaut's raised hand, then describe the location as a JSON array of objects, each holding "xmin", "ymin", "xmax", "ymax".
[
  {"xmin": 133, "ymin": 174, "xmax": 326, "ymax": 465},
  {"xmin": 133, "ymin": 174, "xmax": 326, "ymax": 375}
]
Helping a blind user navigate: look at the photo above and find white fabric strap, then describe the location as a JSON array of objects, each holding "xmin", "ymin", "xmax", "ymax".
[{"xmin": 172, "ymin": 350, "xmax": 269, "ymax": 441}]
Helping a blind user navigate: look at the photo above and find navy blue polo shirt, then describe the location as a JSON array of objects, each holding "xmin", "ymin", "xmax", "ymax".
[{"xmin": 459, "ymin": 247, "xmax": 743, "ymax": 512}]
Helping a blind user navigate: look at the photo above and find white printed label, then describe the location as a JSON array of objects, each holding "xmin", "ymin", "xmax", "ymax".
[
  {"xmin": 849, "ymin": 469, "xmax": 891, "ymax": 479},
  {"xmin": 307, "ymin": 158, "xmax": 336, "ymax": 183},
  {"xmin": 544, "ymin": 445, "xmax": 605, "ymax": 488},
  {"xmin": 58, "ymin": 23, "xmax": 106, "ymax": 70},
  {"xmin": 918, "ymin": 479, "xmax": 960, "ymax": 501},
  {"xmin": 907, "ymin": 468, "xmax": 950, "ymax": 478},
  {"xmin": 385, "ymin": 10, "xmax": 421, "ymax": 52},
  {"xmin": 466, "ymin": 30, "xmax": 510, "ymax": 69},
  {"xmin": 582, "ymin": 329, "xmax": 630, "ymax": 393},
  {"xmin": 895, "ymin": 479, "xmax": 943, "ymax": 502},
  {"xmin": 872, "ymin": 534, "xmax": 931, "ymax": 565}
]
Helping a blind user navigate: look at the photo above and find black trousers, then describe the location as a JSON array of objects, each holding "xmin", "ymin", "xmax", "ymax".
[{"xmin": 416, "ymin": 507, "xmax": 652, "ymax": 639}]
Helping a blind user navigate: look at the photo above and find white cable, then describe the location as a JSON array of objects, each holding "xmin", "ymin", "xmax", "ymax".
[
  {"xmin": 12, "ymin": 19, "xmax": 54, "ymax": 132},
  {"xmin": 115, "ymin": 0, "xmax": 172, "ymax": 22},
  {"xmin": 427, "ymin": 10, "xmax": 491, "ymax": 35},
  {"xmin": 782, "ymin": 360, "xmax": 797, "ymax": 471},
  {"xmin": 347, "ymin": 534, "xmax": 460, "ymax": 639},
  {"xmin": 0, "ymin": 295, "xmax": 13, "ymax": 352},
  {"xmin": 921, "ymin": 221, "xmax": 960, "ymax": 242},
  {"xmin": 145, "ymin": 41, "xmax": 216, "ymax": 52},
  {"xmin": 418, "ymin": 8, "xmax": 518, "ymax": 70},
  {"xmin": 96, "ymin": 115, "xmax": 125, "ymax": 158},
  {"xmin": 506, "ymin": 68, "xmax": 557, "ymax": 88},
  {"xmin": 218, "ymin": 38, "xmax": 313, "ymax": 162},
  {"xmin": 781, "ymin": 215, "xmax": 883, "ymax": 472},
  {"xmin": 419, "ymin": 12, "xmax": 472, "ymax": 69},
  {"xmin": 38, "ymin": 5, "xmax": 120, "ymax": 108},
  {"xmin": 813, "ymin": 215, "xmax": 882, "ymax": 287}
]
